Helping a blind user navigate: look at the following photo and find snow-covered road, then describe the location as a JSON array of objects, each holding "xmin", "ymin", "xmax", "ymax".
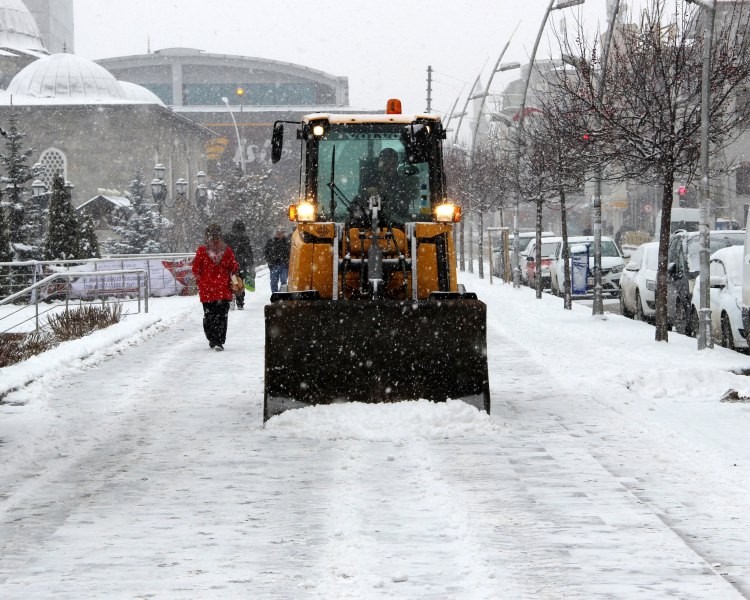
[{"xmin": 3, "ymin": 276, "xmax": 750, "ymax": 598}]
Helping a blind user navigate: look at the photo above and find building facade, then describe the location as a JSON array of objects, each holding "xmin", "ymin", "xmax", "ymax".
[
  {"xmin": 23, "ymin": 0, "xmax": 73, "ymax": 53},
  {"xmin": 0, "ymin": 52, "xmax": 214, "ymax": 233},
  {"xmin": 96, "ymin": 48, "xmax": 352, "ymax": 189}
]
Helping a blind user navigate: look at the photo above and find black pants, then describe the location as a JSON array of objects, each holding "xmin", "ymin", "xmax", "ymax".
[{"xmin": 202, "ymin": 300, "xmax": 230, "ymax": 346}]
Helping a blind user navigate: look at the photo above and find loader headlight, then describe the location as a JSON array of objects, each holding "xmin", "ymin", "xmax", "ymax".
[
  {"xmin": 289, "ymin": 200, "xmax": 317, "ymax": 222},
  {"xmin": 435, "ymin": 202, "xmax": 461, "ymax": 223}
]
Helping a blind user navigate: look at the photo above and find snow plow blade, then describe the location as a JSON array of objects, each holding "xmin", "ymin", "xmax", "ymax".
[{"xmin": 263, "ymin": 293, "xmax": 490, "ymax": 421}]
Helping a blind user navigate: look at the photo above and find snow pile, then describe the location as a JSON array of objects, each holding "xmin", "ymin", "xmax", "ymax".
[{"xmin": 265, "ymin": 398, "xmax": 500, "ymax": 441}]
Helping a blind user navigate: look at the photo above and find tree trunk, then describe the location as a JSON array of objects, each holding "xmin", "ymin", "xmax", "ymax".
[
  {"xmin": 477, "ymin": 211, "xmax": 484, "ymax": 279},
  {"xmin": 468, "ymin": 212, "xmax": 474, "ymax": 274},
  {"xmin": 459, "ymin": 221, "xmax": 465, "ymax": 272},
  {"xmin": 654, "ymin": 173, "xmax": 675, "ymax": 342},
  {"xmin": 560, "ymin": 187, "xmax": 571, "ymax": 310},
  {"xmin": 535, "ymin": 200, "xmax": 543, "ymax": 299}
]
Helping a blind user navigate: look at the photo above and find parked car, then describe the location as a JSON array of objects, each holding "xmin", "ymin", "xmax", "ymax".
[
  {"xmin": 525, "ymin": 237, "xmax": 561, "ymax": 289},
  {"xmin": 667, "ymin": 229, "xmax": 744, "ymax": 335},
  {"xmin": 619, "ymin": 241, "xmax": 658, "ymax": 321},
  {"xmin": 514, "ymin": 231, "xmax": 554, "ymax": 285},
  {"xmin": 549, "ymin": 236, "xmax": 625, "ymax": 298},
  {"xmin": 689, "ymin": 245, "xmax": 747, "ymax": 351}
]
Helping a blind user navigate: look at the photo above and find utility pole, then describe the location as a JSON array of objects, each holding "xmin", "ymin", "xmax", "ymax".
[
  {"xmin": 686, "ymin": 0, "xmax": 717, "ymax": 350},
  {"xmin": 426, "ymin": 65, "xmax": 433, "ymax": 113}
]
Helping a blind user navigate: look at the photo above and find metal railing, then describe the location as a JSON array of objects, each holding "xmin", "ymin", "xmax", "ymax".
[
  {"xmin": 0, "ymin": 253, "xmax": 198, "ymax": 335},
  {"xmin": 0, "ymin": 269, "xmax": 149, "ymax": 334},
  {"xmin": 0, "ymin": 254, "xmax": 195, "ymax": 301}
]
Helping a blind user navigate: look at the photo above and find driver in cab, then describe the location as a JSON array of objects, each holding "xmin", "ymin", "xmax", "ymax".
[{"xmin": 364, "ymin": 147, "xmax": 419, "ymax": 222}]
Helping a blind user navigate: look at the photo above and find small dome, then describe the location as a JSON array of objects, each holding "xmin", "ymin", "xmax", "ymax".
[
  {"xmin": 0, "ymin": 0, "xmax": 46, "ymax": 53},
  {"xmin": 118, "ymin": 80, "xmax": 165, "ymax": 106},
  {"xmin": 7, "ymin": 53, "xmax": 126, "ymax": 102}
]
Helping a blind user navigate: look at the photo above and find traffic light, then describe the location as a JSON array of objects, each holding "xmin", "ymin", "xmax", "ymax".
[{"xmin": 582, "ymin": 132, "xmax": 592, "ymax": 142}]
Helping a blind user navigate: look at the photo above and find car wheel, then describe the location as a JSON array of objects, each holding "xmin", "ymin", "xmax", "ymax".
[
  {"xmin": 620, "ymin": 291, "xmax": 632, "ymax": 318},
  {"xmin": 689, "ymin": 307, "xmax": 699, "ymax": 339},
  {"xmin": 635, "ymin": 292, "xmax": 645, "ymax": 321},
  {"xmin": 721, "ymin": 313, "xmax": 735, "ymax": 350},
  {"xmin": 676, "ymin": 302, "xmax": 690, "ymax": 336}
]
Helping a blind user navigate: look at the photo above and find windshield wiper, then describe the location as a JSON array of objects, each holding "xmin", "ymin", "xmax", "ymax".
[{"xmin": 327, "ymin": 145, "xmax": 353, "ymax": 212}]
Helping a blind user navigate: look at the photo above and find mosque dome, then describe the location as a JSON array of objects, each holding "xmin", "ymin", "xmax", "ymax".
[
  {"xmin": 0, "ymin": 0, "xmax": 46, "ymax": 53},
  {"xmin": 118, "ymin": 80, "xmax": 165, "ymax": 106},
  {"xmin": 7, "ymin": 53, "xmax": 127, "ymax": 103}
]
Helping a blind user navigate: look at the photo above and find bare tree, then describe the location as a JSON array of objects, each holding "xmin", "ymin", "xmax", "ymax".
[
  {"xmin": 445, "ymin": 142, "xmax": 515, "ymax": 277},
  {"xmin": 548, "ymin": 0, "xmax": 750, "ymax": 340},
  {"xmin": 502, "ymin": 99, "xmax": 587, "ymax": 304}
]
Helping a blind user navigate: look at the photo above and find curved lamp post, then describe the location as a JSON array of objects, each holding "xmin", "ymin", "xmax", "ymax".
[
  {"xmin": 513, "ymin": 0, "xmax": 586, "ymax": 289},
  {"xmin": 591, "ymin": 0, "xmax": 620, "ymax": 315},
  {"xmin": 686, "ymin": 0, "xmax": 716, "ymax": 349},
  {"xmin": 222, "ymin": 96, "xmax": 246, "ymax": 175}
]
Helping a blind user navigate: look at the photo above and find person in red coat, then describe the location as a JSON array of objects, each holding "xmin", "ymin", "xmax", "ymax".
[{"xmin": 192, "ymin": 223, "xmax": 239, "ymax": 351}]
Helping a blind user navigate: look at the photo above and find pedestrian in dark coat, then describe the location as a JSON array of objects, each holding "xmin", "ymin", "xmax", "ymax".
[
  {"xmin": 224, "ymin": 219, "xmax": 255, "ymax": 309},
  {"xmin": 192, "ymin": 223, "xmax": 239, "ymax": 351},
  {"xmin": 264, "ymin": 227, "xmax": 291, "ymax": 294}
]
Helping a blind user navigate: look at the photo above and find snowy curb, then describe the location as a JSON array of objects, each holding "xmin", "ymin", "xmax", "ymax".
[{"xmin": 0, "ymin": 307, "xmax": 191, "ymax": 399}]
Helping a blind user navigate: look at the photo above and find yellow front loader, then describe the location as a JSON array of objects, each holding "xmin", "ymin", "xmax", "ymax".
[{"xmin": 264, "ymin": 100, "xmax": 490, "ymax": 421}]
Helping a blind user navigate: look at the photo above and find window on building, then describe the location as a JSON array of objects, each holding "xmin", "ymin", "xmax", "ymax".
[
  {"xmin": 737, "ymin": 88, "xmax": 750, "ymax": 129},
  {"xmin": 38, "ymin": 148, "xmax": 67, "ymax": 189},
  {"xmin": 181, "ymin": 82, "xmax": 332, "ymax": 106},
  {"xmin": 736, "ymin": 162, "xmax": 750, "ymax": 196}
]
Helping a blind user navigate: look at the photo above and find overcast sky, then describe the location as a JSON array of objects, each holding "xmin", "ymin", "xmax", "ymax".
[{"xmin": 72, "ymin": 0, "xmax": 613, "ymax": 116}]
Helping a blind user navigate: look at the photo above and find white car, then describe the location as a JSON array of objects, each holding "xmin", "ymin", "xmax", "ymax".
[
  {"xmin": 690, "ymin": 245, "xmax": 748, "ymax": 351},
  {"xmin": 549, "ymin": 236, "xmax": 625, "ymax": 298},
  {"xmin": 513, "ymin": 232, "xmax": 554, "ymax": 285},
  {"xmin": 524, "ymin": 236, "xmax": 561, "ymax": 289},
  {"xmin": 619, "ymin": 241, "xmax": 659, "ymax": 321}
]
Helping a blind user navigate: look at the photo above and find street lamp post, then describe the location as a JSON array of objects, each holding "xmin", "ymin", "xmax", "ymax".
[
  {"xmin": 514, "ymin": 0, "xmax": 586, "ymax": 288},
  {"xmin": 686, "ymin": 0, "xmax": 716, "ymax": 350},
  {"xmin": 150, "ymin": 163, "xmax": 171, "ymax": 211},
  {"xmin": 195, "ymin": 170, "xmax": 209, "ymax": 214},
  {"xmin": 222, "ymin": 96, "xmax": 246, "ymax": 175},
  {"xmin": 466, "ymin": 28, "xmax": 520, "ymax": 280},
  {"xmin": 589, "ymin": 0, "xmax": 621, "ymax": 316}
]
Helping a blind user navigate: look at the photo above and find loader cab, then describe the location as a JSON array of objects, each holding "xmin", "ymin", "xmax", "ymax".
[
  {"xmin": 306, "ymin": 118, "xmax": 445, "ymax": 225},
  {"xmin": 273, "ymin": 110, "xmax": 449, "ymax": 227}
]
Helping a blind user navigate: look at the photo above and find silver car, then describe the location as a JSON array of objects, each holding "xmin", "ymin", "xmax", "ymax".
[{"xmin": 549, "ymin": 236, "xmax": 625, "ymax": 298}]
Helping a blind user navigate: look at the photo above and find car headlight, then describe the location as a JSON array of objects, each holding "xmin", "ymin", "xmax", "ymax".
[
  {"xmin": 610, "ymin": 264, "xmax": 623, "ymax": 274},
  {"xmin": 646, "ymin": 279, "xmax": 655, "ymax": 291}
]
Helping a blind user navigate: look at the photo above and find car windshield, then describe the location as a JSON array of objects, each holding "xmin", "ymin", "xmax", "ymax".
[
  {"xmin": 514, "ymin": 237, "xmax": 534, "ymax": 253},
  {"xmin": 686, "ymin": 232, "xmax": 744, "ymax": 271},
  {"xmin": 540, "ymin": 241, "xmax": 558, "ymax": 257}
]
